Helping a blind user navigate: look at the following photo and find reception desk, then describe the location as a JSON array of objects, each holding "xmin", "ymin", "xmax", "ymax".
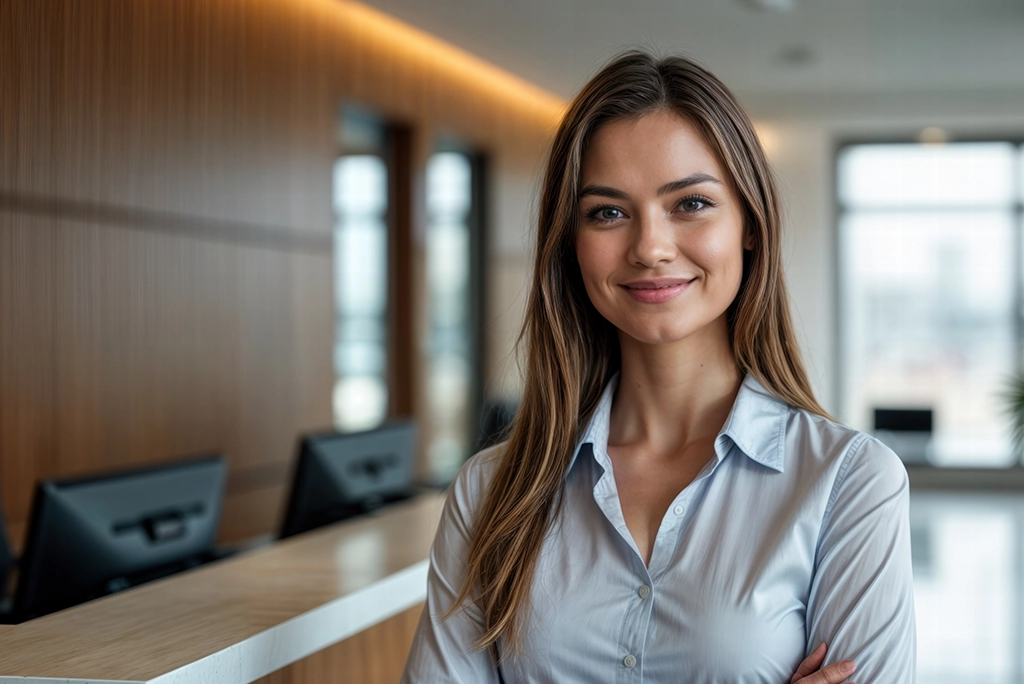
[{"xmin": 0, "ymin": 492, "xmax": 444, "ymax": 683}]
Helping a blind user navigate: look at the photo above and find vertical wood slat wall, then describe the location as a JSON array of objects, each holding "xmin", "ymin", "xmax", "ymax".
[{"xmin": 0, "ymin": 0, "xmax": 561, "ymax": 555}]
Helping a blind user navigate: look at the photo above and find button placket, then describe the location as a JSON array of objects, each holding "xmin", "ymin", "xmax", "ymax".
[{"xmin": 618, "ymin": 567, "xmax": 652, "ymax": 681}]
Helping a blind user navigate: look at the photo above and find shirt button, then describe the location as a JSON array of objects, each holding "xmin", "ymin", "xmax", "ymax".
[
  {"xmin": 673, "ymin": 505, "xmax": 684, "ymax": 515},
  {"xmin": 623, "ymin": 654, "xmax": 636, "ymax": 669},
  {"xmin": 638, "ymin": 585, "xmax": 650, "ymax": 599}
]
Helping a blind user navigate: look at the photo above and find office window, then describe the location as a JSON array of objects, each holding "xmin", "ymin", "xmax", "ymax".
[
  {"xmin": 838, "ymin": 142, "xmax": 1022, "ymax": 466},
  {"xmin": 424, "ymin": 149, "xmax": 485, "ymax": 482},
  {"xmin": 332, "ymin": 110, "xmax": 390, "ymax": 432}
]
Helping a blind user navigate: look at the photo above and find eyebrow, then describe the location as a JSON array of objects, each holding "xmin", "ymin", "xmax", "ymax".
[{"xmin": 577, "ymin": 172, "xmax": 723, "ymax": 201}]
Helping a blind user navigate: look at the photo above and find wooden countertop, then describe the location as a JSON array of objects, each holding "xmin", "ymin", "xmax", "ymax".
[{"xmin": 0, "ymin": 492, "xmax": 444, "ymax": 683}]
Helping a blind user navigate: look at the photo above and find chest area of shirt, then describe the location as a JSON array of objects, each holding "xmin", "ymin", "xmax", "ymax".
[
  {"xmin": 607, "ymin": 444, "xmax": 715, "ymax": 566},
  {"xmin": 514, "ymin": 551, "xmax": 808, "ymax": 684},
  {"xmin": 534, "ymin": 482, "xmax": 819, "ymax": 611},
  {"xmin": 521, "ymin": 458, "xmax": 821, "ymax": 666}
]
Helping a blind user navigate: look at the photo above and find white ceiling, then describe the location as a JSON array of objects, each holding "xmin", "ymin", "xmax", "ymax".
[{"xmin": 361, "ymin": 0, "xmax": 1024, "ymax": 106}]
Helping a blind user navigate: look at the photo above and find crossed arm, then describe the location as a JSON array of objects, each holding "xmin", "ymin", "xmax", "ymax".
[{"xmin": 796, "ymin": 435, "xmax": 917, "ymax": 683}]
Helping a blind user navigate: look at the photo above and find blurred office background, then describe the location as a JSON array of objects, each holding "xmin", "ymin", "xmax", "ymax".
[{"xmin": 3, "ymin": 0, "xmax": 1024, "ymax": 681}]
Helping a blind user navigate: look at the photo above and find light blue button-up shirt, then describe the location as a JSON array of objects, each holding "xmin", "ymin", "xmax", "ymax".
[{"xmin": 403, "ymin": 373, "xmax": 916, "ymax": 683}]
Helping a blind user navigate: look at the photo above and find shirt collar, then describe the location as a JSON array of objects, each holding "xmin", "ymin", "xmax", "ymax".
[
  {"xmin": 715, "ymin": 373, "xmax": 789, "ymax": 473},
  {"xmin": 566, "ymin": 371, "xmax": 789, "ymax": 476}
]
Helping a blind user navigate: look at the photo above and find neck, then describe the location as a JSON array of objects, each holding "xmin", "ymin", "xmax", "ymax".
[{"xmin": 610, "ymin": 315, "xmax": 742, "ymax": 455}]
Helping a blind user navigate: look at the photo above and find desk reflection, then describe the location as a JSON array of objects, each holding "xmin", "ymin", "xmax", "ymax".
[{"xmin": 912, "ymin": 491, "xmax": 1024, "ymax": 684}]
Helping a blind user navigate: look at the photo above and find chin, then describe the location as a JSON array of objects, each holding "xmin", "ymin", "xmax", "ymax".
[
  {"xmin": 619, "ymin": 319, "xmax": 701, "ymax": 346},
  {"xmin": 608, "ymin": 302, "xmax": 732, "ymax": 346}
]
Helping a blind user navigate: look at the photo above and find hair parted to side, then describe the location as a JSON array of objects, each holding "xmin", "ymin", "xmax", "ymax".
[{"xmin": 447, "ymin": 49, "xmax": 830, "ymax": 658}]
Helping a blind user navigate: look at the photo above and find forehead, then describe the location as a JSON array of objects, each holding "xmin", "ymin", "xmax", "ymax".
[{"xmin": 580, "ymin": 109, "xmax": 727, "ymax": 188}]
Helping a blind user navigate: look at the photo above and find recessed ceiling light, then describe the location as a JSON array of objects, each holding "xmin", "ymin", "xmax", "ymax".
[{"xmin": 917, "ymin": 126, "xmax": 949, "ymax": 146}]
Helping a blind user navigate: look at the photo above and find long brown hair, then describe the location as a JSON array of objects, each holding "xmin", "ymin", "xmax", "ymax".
[{"xmin": 450, "ymin": 50, "xmax": 828, "ymax": 656}]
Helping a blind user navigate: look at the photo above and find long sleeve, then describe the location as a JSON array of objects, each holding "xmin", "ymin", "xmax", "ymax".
[
  {"xmin": 806, "ymin": 434, "xmax": 917, "ymax": 682},
  {"xmin": 401, "ymin": 450, "xmax": 502, "ymax": 684}
]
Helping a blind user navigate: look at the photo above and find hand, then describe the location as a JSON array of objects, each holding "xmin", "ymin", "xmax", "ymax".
[{"xmin": 790, "ymin": 642, "xmax": 857, "ymax": 684}]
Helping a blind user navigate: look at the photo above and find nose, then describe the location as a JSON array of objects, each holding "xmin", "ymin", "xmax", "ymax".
[{"xmin": 628, "ymin": 210, "xmax": 677, "ymax": 268}]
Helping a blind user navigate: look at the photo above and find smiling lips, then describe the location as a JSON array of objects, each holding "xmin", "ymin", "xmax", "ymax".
[{"xmin": 620, "ymin": 277, "xmax": 695, "ymax": 303}]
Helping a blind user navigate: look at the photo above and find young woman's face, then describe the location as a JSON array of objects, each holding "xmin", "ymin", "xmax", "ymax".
[{"xmin": 575, "ymin": 109, "xmax": 751, "ymax": 346}]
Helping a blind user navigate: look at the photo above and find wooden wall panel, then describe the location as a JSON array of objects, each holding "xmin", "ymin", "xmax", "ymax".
[
  {"xmin": 0, "ymin": 223, "xmax": 58, "ymax": 544},
  {"xmin": 0, "ymin": 0, "xmax": 562, "ymax": 678},
  {"xmin": 0, "ymin": 0, "xmax": 335, "ymax": 234},
  {"xmin": 220, "ymin": 481, "xmax": 290, "ymax": 543},
  {"xmin": 0, "ymin": 0, "xmax": 559, "ymax": 554},
  {"xmin": 0, "ymin": 0, "xmax": 558, "ymax": 232},
  {"xmin": 0, "ymin": 209, "xmax": 334, "ymax": 548},
  {"xmin": 256, "ymin": 604, "xmax": 423, "ymax": 684}
]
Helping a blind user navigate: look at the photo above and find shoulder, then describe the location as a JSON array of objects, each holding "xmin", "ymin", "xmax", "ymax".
[
  {"xmin": 807, "ymin": 423, "xmax": 913, "ymax": 572},
  {"xmin": 788, "ymin": 411, "xmax": 910, "ymax": 526},
  {"xmin": 444, "ymin": 442, "xmax": 507, "ymax": 528},
  {"xmin": 785, "ymin": 407, "xmax": 908, "ymax": 490},
  {"xmin": 832, "ymin": 431, "xmax": 910, "ymax": 505}
]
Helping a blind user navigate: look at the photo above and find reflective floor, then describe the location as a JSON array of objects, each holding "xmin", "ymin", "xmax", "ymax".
[{"xmin": 912, "ymin": 491, "xmax": 1024, "ymax": 683}]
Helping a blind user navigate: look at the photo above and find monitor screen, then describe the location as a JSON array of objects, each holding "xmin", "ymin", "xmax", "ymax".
[
  {"xmin": 874, "ymin": 407, "xmax": 933, "ymax": 433},
  {"xmin": 13, "ymin": 455, "xmax": 226, "ymax": 621},
  {"xmin": 279, "ymin": 421, "xmax": 416, "ymax": 539}
]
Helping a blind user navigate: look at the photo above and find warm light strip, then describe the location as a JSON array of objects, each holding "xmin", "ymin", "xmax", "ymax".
[{"xmin": 338, "ymin": 0, "xmax": 566, "ymax": 126}]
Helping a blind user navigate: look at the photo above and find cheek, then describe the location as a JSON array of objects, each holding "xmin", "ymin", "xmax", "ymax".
[
  {"xmin": 692, "ymin": 226, "xmax": 745, "ymax": 285},
  {"xmin": 575, "ymin": 232, "xmax": 620, "ymax": 293}
]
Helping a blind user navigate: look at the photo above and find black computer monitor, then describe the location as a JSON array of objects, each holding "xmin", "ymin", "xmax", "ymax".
[
  {"xmin": 873, "ymin": 407, "xmax": 934, "ymax": 463},
  {"xmin": 13, "ymin": 455, "xmax": 226, "ymax": 621},
  {"xmin": 874, "ymin": 407, "xmax": 933, "ymax": 433},
  {"xmin": 279, "ymin": 421, "xmax": 416, "ymax": 539}
]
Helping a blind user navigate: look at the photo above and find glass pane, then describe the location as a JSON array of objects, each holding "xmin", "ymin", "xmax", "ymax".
[
  {"xmin": 334, "ymin": 155, "xmax": 388, "ymax": 217},
  {"xmin": 841, "ymin": 211, "xmax": 1014, "ymax": 466},
  {"xmin": 333, "ymin": 154, "xmax": 389, "ymax": 432},
  {"xmin": 425, "ymin": 152, "xmax": 474, "ymax": 482},
  {"xmin": 336, "ymin": 217, "xmax": 388, "ymax": 317},
  {"xmin": 838, "ymin": 143, "xmax": 1015, "ymax": 209}
]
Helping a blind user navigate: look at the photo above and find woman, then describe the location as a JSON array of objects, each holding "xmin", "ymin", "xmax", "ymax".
[{"xmin": 403, "ymin": 51, "xmax": 915, "ymax": 683}]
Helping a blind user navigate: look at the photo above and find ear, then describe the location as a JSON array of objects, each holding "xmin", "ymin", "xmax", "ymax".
[{"xmin": 743, "ymin": 227, "xmax": 755, "ymax": 251}]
